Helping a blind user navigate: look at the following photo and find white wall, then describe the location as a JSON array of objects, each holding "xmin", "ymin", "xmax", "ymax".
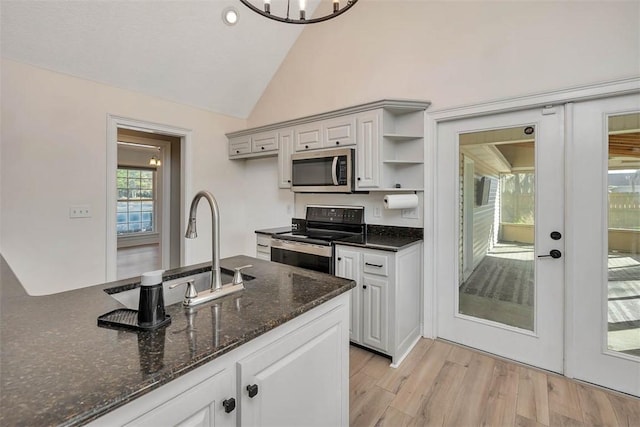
[
  {"xmin": 248, "ymin": 0, "xmax": 640, "ymax": 126},
  {"xmin": 0, "ymin": 59, "xmax": 285, "ymax": 295}
]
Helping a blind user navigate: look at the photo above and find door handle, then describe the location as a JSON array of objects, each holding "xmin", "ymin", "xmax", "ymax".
[{"xmin": 538, "ymin": 249, "xmax": 562, "ymax": 259}]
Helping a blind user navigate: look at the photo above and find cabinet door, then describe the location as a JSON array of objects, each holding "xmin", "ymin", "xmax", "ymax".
[
  {"xmin": 229, "ymin": 135, "xmax": 251, "ymax": 158},
  {"xmin": 125, "ymin": 369, "xmax": 235, "ymax": 427},
  {"xmin": 252, "ymin": 130, "xmax": 279, "ymax": 153},
  {"xmin": 362, "ymin": 275, "xmax": 388, "ymax": 352},
  {"xmin": 294, "ymin": 122, "xmax": 323, "ymax": 151},
  {"xmin": 239, "ymin": 307, "xmax": 347, "ymax": 427},
  {"xmin": 356, "ymin": 111, "xmax": 381, "ymax": 189},
  {"xmin": 278, "ymin": 128, "xmax": 294, "ymax": 188},
  {"xmin": 323, "ymin": 115, "xmax": 356, "ymax": 148},
  {"xmin": 335, "ymin": 246, "xmax": 361, "ymax": 343}
]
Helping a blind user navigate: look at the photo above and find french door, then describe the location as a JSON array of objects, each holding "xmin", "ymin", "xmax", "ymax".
[
  {"xmin": 436, "ymin": 106, "xmax": 565, "ymax": 373},
  {"xmin": 568, "ymin": 94, "xmax": 640, "ymax": 396}
]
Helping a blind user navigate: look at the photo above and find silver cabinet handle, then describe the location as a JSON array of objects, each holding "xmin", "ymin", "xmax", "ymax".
[{"xmin": 365, "ymin": 262, "xmax": 383, "ymax": 268}]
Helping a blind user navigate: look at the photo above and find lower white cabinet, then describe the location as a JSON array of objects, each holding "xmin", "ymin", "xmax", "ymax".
[
  {"xmin": 335, "ymin": 243, "xmax": 422, "ymax": 367},
  {"xmin": 90, "ymin": 293, "xmax": 350, "ymax": 427},
  {"xmin": 238, "ymin": 303, "xmax": 347, "ymax": 427},
  {"xmin": 255, "ymin": 234, "xmax": 271, "ymax": 260},
  {"xmin": 125, "ymin": 368, "xmax": 235, "ymax": 427}
]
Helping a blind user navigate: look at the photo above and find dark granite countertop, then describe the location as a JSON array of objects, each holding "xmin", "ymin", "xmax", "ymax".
[
  {"xmin": 255, "ymin": 225, "xmax": 422, "ymax": 252},
  {"xmin": 0, "ymin": 255, "xmax": 354, "ymax": 426},
  {"xmin": 254, "ymin": 226, "xmax": 291, "ymax": 235},
  {"xmin": 335, "ymin": 234, "xmax": 423, "ymax": 251}
]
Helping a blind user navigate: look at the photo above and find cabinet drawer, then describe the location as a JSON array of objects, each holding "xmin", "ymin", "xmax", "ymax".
[
  {"xmin": 252, "ymin": 131, "xmax": 279, "ymax": 153},
  {"xmin": 363, "ymin": 253, "xmax": 389, "ymax": 276},
  {"xmin": 256, "ymin": 235, "xmax": 271, "ymax": 255}
]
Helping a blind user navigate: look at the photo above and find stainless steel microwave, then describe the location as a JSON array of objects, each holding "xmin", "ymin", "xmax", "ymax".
[{"xmin": 291, "ymin": 148, "xmax": 354, "ymax": 193}]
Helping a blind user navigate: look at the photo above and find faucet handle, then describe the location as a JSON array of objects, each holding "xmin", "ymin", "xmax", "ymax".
[
  {"xmin": 232, "ymin": 265, "xmax": 253, "ymax": 286},
  {"xmin": 170, "ymin": 279, "xmax": 198, "ymax": 305}
]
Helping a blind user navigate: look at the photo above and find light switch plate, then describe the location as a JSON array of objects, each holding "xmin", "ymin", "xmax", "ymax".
[{"xmin": 69, "ymin": 205, "xmax": 91, "ymax": 218}]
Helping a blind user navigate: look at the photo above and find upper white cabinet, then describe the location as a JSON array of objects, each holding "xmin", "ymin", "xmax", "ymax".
[
  {"xmin": 355, "ymin": 110, "xmax": 381, "ymax": 190},
  {"xmin": 228, "ymin": 130, "xmax": 278, "ymax": 159},
  {"xmin": 278, "ymin": 128, "xmax": 294, "ymax": 188},
  {"xmin": 294, "ymin": 122, "xmax": 323, "ymax": 151},
  {"xmin": 226, "ymin": 99, "xmax": 430, "ymax": 190}
]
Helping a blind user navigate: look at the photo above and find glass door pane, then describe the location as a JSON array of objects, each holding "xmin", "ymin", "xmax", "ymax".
[
  {"xmin": 458, "ymin": 127, "xmax": 536, "ymax": 331},
  {"xmin": 607, "ymin": 112, "xmax": 640, "ymax": 357}
]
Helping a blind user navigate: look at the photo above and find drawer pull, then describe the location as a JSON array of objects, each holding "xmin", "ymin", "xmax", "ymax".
[
  {"xmin": 257, "ymin": 243, "xmax": 269, "ymax": 247},
  {"xmin": 365, "ymin": 262, "xmax": 383, "ymax": 268}
]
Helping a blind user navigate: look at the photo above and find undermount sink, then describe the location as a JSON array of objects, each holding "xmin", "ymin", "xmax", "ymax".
[{"xmin": 107, "ymin": 269, "xmax": 253, "ymax": 310}]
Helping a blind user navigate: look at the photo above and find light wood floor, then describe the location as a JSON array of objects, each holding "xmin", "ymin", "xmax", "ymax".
[
  {"xmin": 349, "ymin": 339, "xmax": 640, "ymax": 427},
  {"xmin": 117, "ymin": 244, "xmax": 161, "ymax": 280}
]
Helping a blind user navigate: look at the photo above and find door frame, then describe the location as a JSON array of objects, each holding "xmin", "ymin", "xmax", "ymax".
[
  {"xmin": 423, "ymin": 77, "xmax": 640, "ymax": 374},
  {"xmin": 106, "ymin": 115, "xmax": 193, "ymax": 282}
]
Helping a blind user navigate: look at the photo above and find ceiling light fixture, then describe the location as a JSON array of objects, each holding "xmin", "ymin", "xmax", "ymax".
[
  {"xmin": 222, "ymin": 6, "xmax": 239, "ymax": 25},
  {"xmin": 239, "ymin": 0, "xmax": 357, "ymax": 24}
]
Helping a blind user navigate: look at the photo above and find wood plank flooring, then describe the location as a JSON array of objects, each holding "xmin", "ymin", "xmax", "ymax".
[
  {"xmin": 116, "ymin": 244, "xmax": 160, "ymax": 279},
  {"xmin": 349, "ymin": 339, "xmax": 640, "ymax": 427}
]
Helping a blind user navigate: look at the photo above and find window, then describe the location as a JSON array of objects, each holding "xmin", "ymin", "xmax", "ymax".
[
  {"xmin": 117, "ymin": 168, "xmax": 155, "ymax": 235},
  {"xmin": 500, "ymin": 172, "xmax": 535, "ymax": 225}
]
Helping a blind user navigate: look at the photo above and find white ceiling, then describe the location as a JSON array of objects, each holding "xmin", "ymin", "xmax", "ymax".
[{"xmin": 1, "ymin": 0, "xmax": 322, "ymax": 119}]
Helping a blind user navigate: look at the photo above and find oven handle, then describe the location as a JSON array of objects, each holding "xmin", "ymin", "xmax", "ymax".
[
  {"xmin": 271, "ymin": 239, "xmax": 333, "ymax": 258},
  {"xmin": 331, "ymin": 156, "xmax": 339, "ymax": 186}
]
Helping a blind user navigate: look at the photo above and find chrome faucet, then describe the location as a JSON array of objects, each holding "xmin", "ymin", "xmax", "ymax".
[
  {"xmin": 185, "ymin": 190, "xmax": 223, "ymax": 291},
  {"xmin": 176, "ymin": 190, "xmax": 250, "ymax": 307}
]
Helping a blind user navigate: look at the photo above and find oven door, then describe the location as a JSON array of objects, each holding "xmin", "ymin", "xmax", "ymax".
[{"xmin": 270, "ymin": 239, "xmax": 334, "ymax": 274}]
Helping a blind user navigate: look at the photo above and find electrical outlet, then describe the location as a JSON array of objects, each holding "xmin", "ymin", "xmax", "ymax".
[
  {"xmin": 401, "ymin": 207, "xmax": 419, "ymax": 219},
  {"xmin": 69, "ymin": 205, "xmax": 91, "ymax": 218},
  {"xmin": 373, "ymin": 206, "xmax": 382, "ymax": 218}
]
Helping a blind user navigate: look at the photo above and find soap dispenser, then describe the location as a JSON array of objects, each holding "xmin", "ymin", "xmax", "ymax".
[{"xmin": 138, "ymin": 270, "xmax": 167, "ymax": 328}]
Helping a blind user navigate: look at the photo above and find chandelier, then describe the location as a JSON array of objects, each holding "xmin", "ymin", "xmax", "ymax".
[{"xmin": 239, "ymin": 0, "xmax": 358, "ymax": 24}]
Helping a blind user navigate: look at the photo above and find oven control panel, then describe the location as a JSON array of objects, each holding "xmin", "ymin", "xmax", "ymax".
[{"xmin": 305, "ymin": 205, "xmax": 364, "ymax": 224}]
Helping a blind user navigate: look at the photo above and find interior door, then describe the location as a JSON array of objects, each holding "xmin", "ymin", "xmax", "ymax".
[
  {"xmin": 436, "ymin": 106, "xmax": 565, "ymax": 373},
  {"xmin": 568, "ymin": 94, "xmax": 640, "ymax": 396}
]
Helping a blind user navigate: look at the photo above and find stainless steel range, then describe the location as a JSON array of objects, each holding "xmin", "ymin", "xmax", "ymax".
[{"xmin": 270, "ymin": 205, "xmax": 365, "ymax": 274}]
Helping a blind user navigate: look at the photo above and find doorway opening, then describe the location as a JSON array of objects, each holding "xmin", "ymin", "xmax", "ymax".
[
  {"xmin": 106, "ymin": 115, "xmax": 191, "ymax": 282},
  {"xmin": 116, "ymin": 129, "xmax": 181, "ymax": 279}
]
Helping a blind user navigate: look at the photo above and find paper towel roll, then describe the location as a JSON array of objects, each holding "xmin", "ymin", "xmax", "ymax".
[{"xmin": 383, "ymin": 194, "xmax": 418, "ymax": 209}]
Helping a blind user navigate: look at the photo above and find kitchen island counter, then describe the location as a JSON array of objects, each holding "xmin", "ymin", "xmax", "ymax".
[{"xmin": 0, "ymin": 255, "xmax": 354, "ymax": 426}]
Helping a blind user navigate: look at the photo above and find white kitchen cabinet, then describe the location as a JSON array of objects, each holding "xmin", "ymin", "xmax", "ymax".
[
  {"xmin": 278, "ymin": 128, "xmax": 294, "ymax": 188},
  {"xmin": 90, "ymin": 293, "xmax": 350, "ymax": 427},
  {"xmin": 335, "ymin": 243, "xmax": 422, "ymax": 367},
  {"xmin": 251, "ymin": 130, "xmax": 279, "ymax": 154},
  {"xmin": 323, "ymin": 115, "xmax": 357, "ymax": 148},
  {"xmin": 335, "ymin": 247, "xmax": 361, "ymax": 343},
  {"xmin": 226, "ymin": 100, "xmax": 429, "ymax": 190},
  {"xmin": 124, "ymin": 368, "xmax": 235, "ymax": 427},
  {"xmin": 355, "ymin": 110, "xmax": 381, "ymax": 189},
  {"xmin": 294, "ymin": 121, "xmax": 323, "ymax": 151},
  {"xmin": 228, "ymin": 131, "xmax": 278, "ymax": 159},
  {"xmin": 238, "ymin": 302, "xmax": 349, "ymax": 427},
  {"xmin": 229, "ymin": 135, "xmax": 251, "ymax": 157},
  {"xmin": 255, "ymin": 234, "xmax": 271, "ymax": 260}
]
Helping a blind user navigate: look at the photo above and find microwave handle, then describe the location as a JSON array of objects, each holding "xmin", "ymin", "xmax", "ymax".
[{"xmin": 331, "ymin": 156, "xmax": 339, "ymax": 186}]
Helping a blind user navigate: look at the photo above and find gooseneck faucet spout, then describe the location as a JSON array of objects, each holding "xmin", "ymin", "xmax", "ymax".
[{"xmin": 185, "ymin": 190, "xmax": 223, "ymax": 291}]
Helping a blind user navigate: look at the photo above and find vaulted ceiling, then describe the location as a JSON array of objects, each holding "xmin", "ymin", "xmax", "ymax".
[{"xmin": 1, "ymin": 0, "xmax": 324, "ymax": 119}]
